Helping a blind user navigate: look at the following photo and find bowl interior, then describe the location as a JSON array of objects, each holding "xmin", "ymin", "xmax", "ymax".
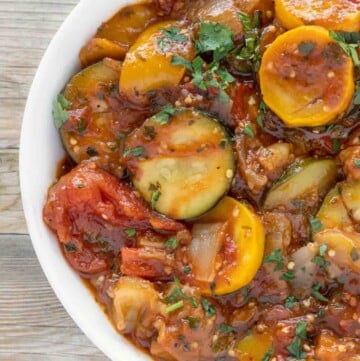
[{"xmin": 19, "ymin": 0, "xmax": 152, "ymax": 360}]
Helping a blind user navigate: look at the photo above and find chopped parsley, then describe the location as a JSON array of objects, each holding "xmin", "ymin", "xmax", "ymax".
[
  {"xmin": 165, "ymin": 277, "xmax": 198, "ymax": 309},
  {"xmin": 64, "ymin": 242, "xmax": 77, "ymax": 252},
  {"xmin": 157, "ymin": 26, "xmax": 188, "ymax": 52},
  {"xmin": 75, "ymin": 183, "xmax": 85, "ymax": 189},
  {"xmin": 354, "ymin": 159, "xmax": 360, "ymax": 168},
  {"xmin": 264, "ymin": 249, "xmax": 284, "ymax": 271},
  {"xmin": 184, "ymin": 317, "xmax": 200, "ymax": 329},
  {"xmin": 355, "ymin": 84, "xmax": 360, "ymax": 105},
  {"xmin": 309, "ymin": 216, "xmax": 323, "ymax": 233},
  {"xmin": 183, "ymin": 265, "xmax": 192, "ymax": 274},
  {"xmin": 165, "ymin": 236, "xmax": 178, "ymax": 249},
  {"xmin": 243, "ymin": 123, "xmax": 255, "ymax": 138},
  {"xmin": 152, "ymin": 104, "xmax": 177, "ymax": 124},
  {"xmin": 123, "ymin": 146, "xmax": 145, "ymax": 157},
  {"xmin": 261, "ymin": 347, "xmax": 274, "ymax": 361},
  {"xmin": 170, "ymin": 22, "xmax": 236, "ymax": 102},
  {"xmin": 312, "ymin": 284, "xmax": 329, "ymax": 302},
  {"xmin": 285, "ymin": 296, "xmax": 296, "ymax": 309},
  {"xmin": 329, "ymin": 31, "xmax": 360, "ymax": 67},
  {"xmin": 280, "ymin": 270, "xmax": 296, "ymax": 281},
  {"xmin": 317, "ymin": 308, "xmax": 326, "ymax": 319},
  {"xmin": 124, "ymin": 228, "xmax": 136, "ymax": 237},
  {"xmin": 195, "ymin": 22, "xmax": 234, "ymax": 62},
  {"xmin": 217, "ymin": 323, "xmax": 235, "ymax": 333},
  {"xmin": 235, "ymin": 11, "xmax": 262, "ymax": 71},
  {"xmin": 53, "ymin": 94, "xmax": 71, "ymax": 129},
  {"xmin": 312, "ymin": 244, "xmax": 330, "ymax": 270},
  {"xmin": 150, "ymin": 187, "xmax": 161, "ymax": 209},
  {"xmin": 332, "ymin": 138, "xmax": 340, "ymax": 153},
  {"xmin": 287, "ymin": 321, "xmax": 308, "ymax": 360},
  {"xmin": 201, "ymin": 297, "xmax": 216, "ymax": 317}
]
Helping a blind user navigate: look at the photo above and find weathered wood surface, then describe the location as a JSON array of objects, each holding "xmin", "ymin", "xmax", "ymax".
[{"xmin": 0, "ymin": 0, "xmax": 108, "ymax": 359}]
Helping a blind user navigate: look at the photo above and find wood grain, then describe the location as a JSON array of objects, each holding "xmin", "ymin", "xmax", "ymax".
[{"xmin": 0, "ymin": 0, "xmax": 108, "ymax": 359}]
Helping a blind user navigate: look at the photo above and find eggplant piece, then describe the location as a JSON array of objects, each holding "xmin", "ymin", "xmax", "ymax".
[
  {"xmin": 123, "ymin": 108, "xmax": 235, "ymax": 220},
  {"xmin": 60, "ymin": 59, "xmax": 125, "ymax": 176},
  {"xmin": 263, "ymin": 158, "xmax": 337, "ymax": 213}
]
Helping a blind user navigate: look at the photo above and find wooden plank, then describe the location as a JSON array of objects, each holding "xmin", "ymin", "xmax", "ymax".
[
  {"xmin": 0, "ymin": 0, "xmax": 78, "ymax": 148},
  {"xmin": 0, "ymin": 234, "xmax": 108, "ymax": 360},
  {"xmin": 0, "ymin": 149, "xmax": 27, "ymax": 234}
]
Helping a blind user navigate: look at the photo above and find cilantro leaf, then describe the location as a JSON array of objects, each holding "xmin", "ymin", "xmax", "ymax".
[
  {"xmin": 53, "ymin": 94, "xmax": 71, "ymax": 129},
  {"xmin": 201, "ymin": 297, "xmax": 216, "ymax": 317},
  {"xmin": 165, "ymin": 236, "xmax": 178, "ymax": 249},
  {"xmin": 264, "ymin": 249, "xmax": 284, "ymax": 271},
  {"xmin": 285, "ymin": 296, "xmax": 296, "ymax": 309},
  {"xmin": 312, "ymin": 284, "xmax": 329, "ymax": 302},
  {"xmin": 123, "ymin": 146, "xmax": 145, "ymax": 157},
  {"xmin": 243, "ymin": 124, "xmax": 255, "ymax": 138},
  {"xmin": 309, "ymin": 216, "xmax": 323, "ymax": 233},
  {"xmin": 152, "ymin": 104, "xmax": 177, "ymax": 124},
  {"xmin": 195, "ymin": 22, "xmax": 234, "ymax": 61},
  {"xmin": 329, "ymin": 30, "xmax": 360, "ymax": 66},
  {"xmin": 171, "ymin": 55, "xmax": 192, "ymax": 70},
  {"xmin": 261, "ymin": 347, "xmax": 274, "ymax": 361},
  {"xmin": 218, "ymin": 323, "xmax": 235, "ymax": 333},
  {"xmin": 124, "ymin": 228, "xmax": 136, "ymax": 237}
]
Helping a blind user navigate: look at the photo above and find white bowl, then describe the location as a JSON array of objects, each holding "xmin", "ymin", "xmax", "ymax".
[{"xmin": 19, "ymin": 1, "xmax": 152, "ymax": 360}]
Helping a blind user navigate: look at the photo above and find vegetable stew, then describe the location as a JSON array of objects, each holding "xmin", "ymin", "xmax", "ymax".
[{"xmin": 44, "ymin": 0, "xmax": 360, "ymax": 360}]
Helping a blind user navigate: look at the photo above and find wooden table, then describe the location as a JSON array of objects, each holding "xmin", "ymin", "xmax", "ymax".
[{"xmin": 0, "ymin": 1, "xmax": 108, "ymax": 359}]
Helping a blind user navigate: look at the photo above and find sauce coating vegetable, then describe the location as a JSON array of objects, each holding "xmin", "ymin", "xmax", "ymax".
[{"xmin": 46, "ymin": 1, "xmax": 360, "ymax": 360}]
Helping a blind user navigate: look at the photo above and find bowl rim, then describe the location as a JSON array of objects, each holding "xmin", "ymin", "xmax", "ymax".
[{"xmin": 19, "ymin": 0, "xmax": 153, "ymax": 360}]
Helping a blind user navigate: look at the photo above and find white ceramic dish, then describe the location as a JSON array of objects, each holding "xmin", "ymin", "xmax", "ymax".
[{"xmin": 19, "ymin": 1, "xmax": 152, "ymax": 360}]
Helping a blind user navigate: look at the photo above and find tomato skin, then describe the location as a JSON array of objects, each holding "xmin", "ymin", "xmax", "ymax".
[{"xmin": 43, "ymin": 163, "xmax": 184, "ymax": 274}]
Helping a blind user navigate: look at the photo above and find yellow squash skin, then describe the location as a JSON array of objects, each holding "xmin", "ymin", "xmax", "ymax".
[
  {"xmin": 196, "ymin": 197, "xmax": 265, "ymax": 295},
  {"xmin": 119, "ymin": 21, "xmax": 195, "ymax": 102},
  {"xmin": 259, "ymin": 25, "xmax": 354, "ymax": 128},
  {"xmin": 275, "ymin": 0, "xmax": 360, "ymax": 31}
]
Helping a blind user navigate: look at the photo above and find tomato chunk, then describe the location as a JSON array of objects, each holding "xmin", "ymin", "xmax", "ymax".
[{"xmin": 43, "ymin": 163, "xmax": 184, "ymax": 274}]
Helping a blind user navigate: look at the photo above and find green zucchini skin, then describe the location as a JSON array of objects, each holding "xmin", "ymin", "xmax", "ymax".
[
  {"xmin": 123, "ymin": 108, "xmax": 236, "ymax": 220},
  {"xmin": 59, "ymin": 60, "xmax": 127, "ymax": 177},
  {"xmin": 263, "ymin": 158, "xmax": 338, "ymax": 213}
]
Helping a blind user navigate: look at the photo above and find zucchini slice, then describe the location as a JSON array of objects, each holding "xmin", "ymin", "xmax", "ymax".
[
  {"xmin": 317, "ymin": 184, "xmax": 352, "ymax": 229},
  {"xmin": 339, "ymin": 180, "xmax": 360, "ymax": 223},
  {"xmin": 263, "ymin": 158, "xmax": 337, "ymax": 212},
  {"xmin": 123, "ymin": 108, "xmax": 235, "ymax": 220},
  {"xmin": 60, "ymin": 59, "xmax": 125, "ymax": 176}
]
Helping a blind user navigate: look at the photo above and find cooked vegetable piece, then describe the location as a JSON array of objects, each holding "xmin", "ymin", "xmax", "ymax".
[
  {"xmin": 43, "ymin": 163, "xmax": 184, "ymax": 273},
  {"xmin": 275, "ymin": 0, "xmax": 360, "ymax": 31},
  {"xmin": 79, "ymin": 4, "xmax": 158, "ymax": 66},
  {"xmin": 314, "ymin": 229, "xmax": 360, "ymax": 273},
  {"xmin": 123, "ymin": 108, "xmax": 235, "ymax": 220},
  {"xmin": 79, "ymin": 38, "xmax": 127, "ymax": 66},
  {"xmin": 96, "ymin": 4, "xmax": 157, "ymax": 46},
  {"xmin": 317, "ymin": 184, "xmax": 352, "ymax": 229},
  {"xmin": 189, "ymin": 197, "xmax": 265, "ymax": 295},
  {"xmin": 263, "ymin": 159, "xmax": 337, "ymax": 212},
  {"xmin": 119, "ymin": 21, "xmax": 195, "ymax": 102},
  {"xmin": 189, "ymin": 0, "xmax": 244, "ymax": 38},
  {"xmin": 339, "ymin": 180, "xmax": 360, "ymax": 223},
  {"xmin": 236, "ymin": 331, "xmax": 273, "ymax": 361},
  {"xmin": 259, "ymin": 26, "xmax": 354, "ymax": 127},
  {"xmin": 111, "ymin": 276, "xmax": 165, "ymax": 333},
  {"xmin": 60, "ymin": 59, "xmax": 145, "ymax": 176}
]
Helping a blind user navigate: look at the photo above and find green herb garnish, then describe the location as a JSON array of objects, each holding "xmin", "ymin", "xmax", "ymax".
[
  {"xmin": 124, "ymin": 228, "xmax": 136, "ymax": 237},
  {"xmin": 152, "ymin": 104, "xmax": 177, "ymax": 124},
  {"xmin": 165, "ymin": 236, "xmax": 178, "ymax": 249},
  {"xmin": 53, "ymin": 94, "xmax": 71, "ymax": 129},
  {"xmin": 123, "ymin": 146, "xmax": 145, "ymax": 157},
  {"xmin": 201, "ymin": 297, "xmax": 216, "ymax": 317}
]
